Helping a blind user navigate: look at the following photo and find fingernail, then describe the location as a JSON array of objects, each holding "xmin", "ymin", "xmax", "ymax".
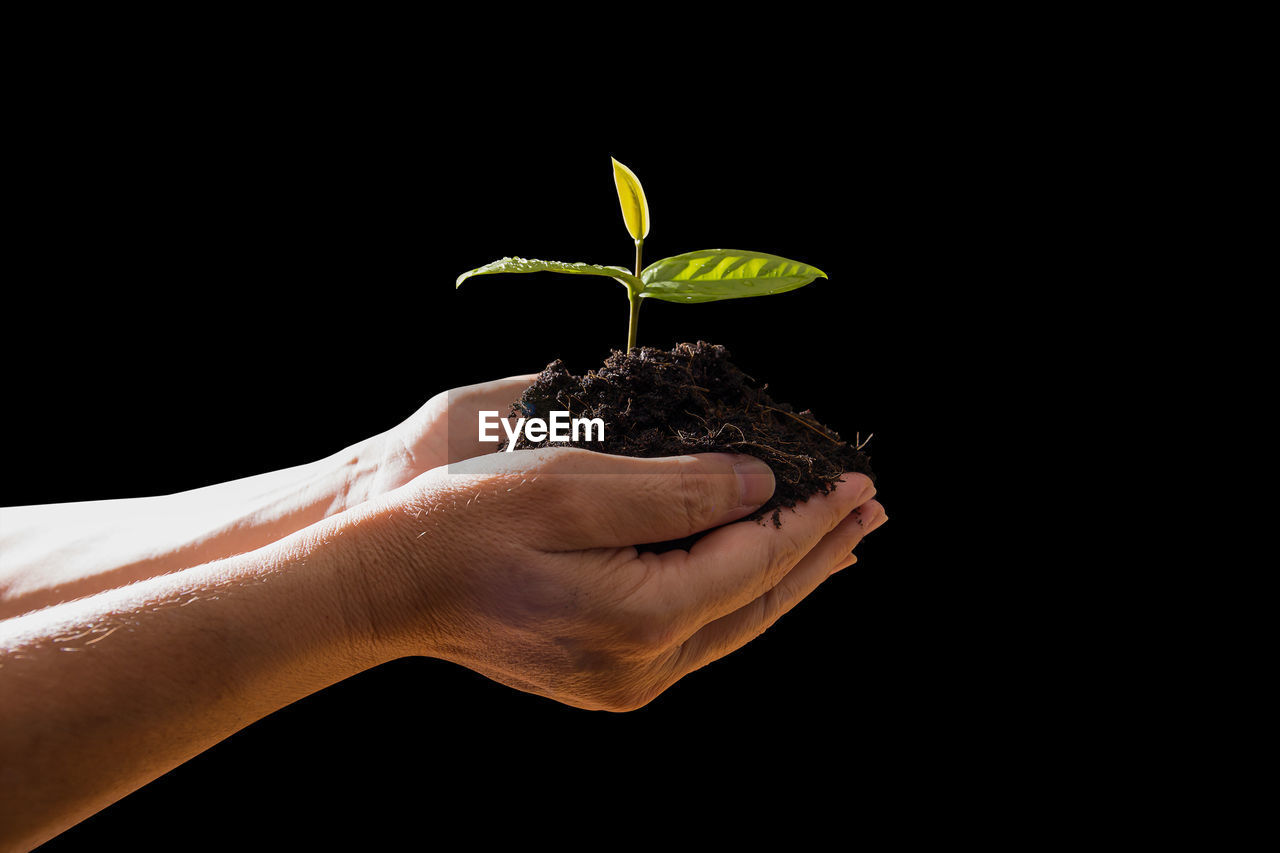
[{"xmin": 733, "ymin": 456, "xmax": 776, "ymax": 507}]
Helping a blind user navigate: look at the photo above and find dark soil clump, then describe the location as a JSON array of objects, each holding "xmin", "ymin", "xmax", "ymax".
[{"xmin": 508, "ymin": 341, "xmax": 874, "ymax": 546}]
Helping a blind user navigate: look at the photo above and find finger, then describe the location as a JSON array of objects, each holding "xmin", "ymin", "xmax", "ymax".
[
  {"xmin": 524, "ymin": 450, "xmax": 778, "ymax": 550},
  {"xmin": 829, "ymin": 553, "xmax": 858, "ymax": 573},
  {"xmin": 476, "ymin": 373, "xmax": 542, "ymax": 399},
  {"xmin": 418, "ymin": 373, "xmax": 540, "ymax": 424},
  {"xmin": 451, "ymin": 374, "xmax": 541, "ymax": 424},
  {"xmin": 649, "ymin": 472, "xmax": 877, "ymax": 628},
  {"xmin": 827, "ymin": 501, "xmax": 888, "ymax": 573},
  {"xmin": 670, "ymin": 500, "xmax": 887, "ymax": 677}
]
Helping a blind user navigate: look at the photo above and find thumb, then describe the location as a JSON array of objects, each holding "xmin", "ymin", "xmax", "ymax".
[{"xmin": 533, "ymin": 450, "xmax": 776, "ymax": 549}]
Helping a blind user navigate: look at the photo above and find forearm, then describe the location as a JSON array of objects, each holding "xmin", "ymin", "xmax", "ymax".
[
  {"xmin": 0, "ymin": 433, "xmax": 388, "ymax": 617},
  {"xmin": 0, "ymin": 500, "xmax": 392, "ymax": 852}
]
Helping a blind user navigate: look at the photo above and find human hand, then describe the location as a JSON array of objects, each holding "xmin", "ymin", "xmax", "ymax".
[
  {"xmin": 359, "ymin": 374, "xmax": 537, "ymax": 500},
  {"xmin": 0, "ymin": 374, "xmax": 536, "ymax": 620},
  {"xmin": 354, "ymin": 448, "xmax": 886, "ymax": 711}
]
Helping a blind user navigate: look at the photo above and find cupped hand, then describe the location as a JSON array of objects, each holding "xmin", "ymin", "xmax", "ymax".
[
  {"xmin": 355, "ymin": 448, "xmax": 886, "ymax": 712},
  {"xmin": 360, "ymin": 373, "xmax": 539, "ymax": 498}
]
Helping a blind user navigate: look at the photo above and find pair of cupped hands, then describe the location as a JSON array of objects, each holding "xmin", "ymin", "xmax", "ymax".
[{"xmin": 341, "ymin": 374, "xmax": 886, "ymax": 712}]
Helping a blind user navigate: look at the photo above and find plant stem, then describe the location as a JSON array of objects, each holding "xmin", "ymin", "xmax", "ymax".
[
  {"xmin": 627, "ymin": 239, "xmax": 644, "ymax": 351},
  {"xmin": 627, "ymin": 290, "xmax": 640, "ymax": 352}
]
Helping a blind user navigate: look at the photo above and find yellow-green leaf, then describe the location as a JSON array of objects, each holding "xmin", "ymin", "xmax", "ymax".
[
  {"xmin": 456, "ymin": 256, "xmax": 643, "ymax": 294},
  {"xmin": 639, "ymin": 249, "xmax": 827, "ymax": 303},
  {"xmin": 611, "ymin": 157, "xmax": 650, "ymax": 242}
]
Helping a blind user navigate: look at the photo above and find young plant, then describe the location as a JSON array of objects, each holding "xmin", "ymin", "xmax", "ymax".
[{"xmin": 456, "ymin": 157, "xmax": 827, "ymax": 351}]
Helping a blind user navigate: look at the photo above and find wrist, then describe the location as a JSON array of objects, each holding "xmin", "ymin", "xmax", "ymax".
[
  {"xmin": 337, "ymin": 476, "xmax": 457, "ymax": 664},
  {"xmin": 312, "ymin": 434, "xmax": 387, "ymax": 515},
  {"xmin": 238, "ymin": 498, "xmax": 406, "ymax": 675}
]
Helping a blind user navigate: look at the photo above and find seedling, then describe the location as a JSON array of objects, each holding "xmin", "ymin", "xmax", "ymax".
[{"xmin": 456, "ymin": 158, "xmax": 828, "ymax": 351}]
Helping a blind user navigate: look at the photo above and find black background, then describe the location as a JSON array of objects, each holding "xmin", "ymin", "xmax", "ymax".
[{"xmin": 8, "ymin": 73, "xmax": 1031, "ymax": 846}]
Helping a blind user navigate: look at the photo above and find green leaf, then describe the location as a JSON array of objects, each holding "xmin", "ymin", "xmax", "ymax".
[
  {"xmin": 456, "ymin": 257, "xmax": 643, "ymax": 293},
  {"xmin": 639, "ymin": 249, "xmax": 827, "ymax": 303}
]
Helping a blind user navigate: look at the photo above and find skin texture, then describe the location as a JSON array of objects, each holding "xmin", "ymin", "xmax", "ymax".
[
  {"xmin": 364, "ymin": 448, "xmax": 884, "ymax": 712},
  {"xmin": 0, "ymin": 375, "xmax": 887, "ymax": 850},
  {"xmin": 0, "ymin": 375, "xmax": 538, "ymax": 618}
]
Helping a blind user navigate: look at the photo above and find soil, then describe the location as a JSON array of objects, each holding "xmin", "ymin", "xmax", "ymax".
[{"xmin": 507, "ymin": 341, "xmax": 874, "ymax": 550}]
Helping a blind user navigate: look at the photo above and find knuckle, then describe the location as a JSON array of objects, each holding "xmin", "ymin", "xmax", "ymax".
[
  {"xmin": 536, "ymin": 445, "xmax": 600, "ymax": 473},
  {"xmin": 524, "ymin": 447, "xmax": 573, "ymax": 480},
  {"xmin": 759, "ymin": 537, "xmax": 799, "ymax": 593},
  {"xmin": 836, "ymin": 501, "xmax": 884, "ymax": 546},
  {"xmin": 738, "ymin": 546, "xmax": 796, "ymax": 605},
  {"xmin": 524, "ymin": 448, "xmax": 603, "ymax": 502},
  {"xmin": 676, "ymin": 470, "xmax": 723, "ymax": 530},
  {"xmin": 756, "ymin": 586, "xmax": 784, "ymax": 627},
  {"xmin": 518, "ymin": 451, "xmax": 579, "ymax": 502},
  {"xmin": 817, "ymin": 496, "xmax": 854, "ymax": 535}
]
